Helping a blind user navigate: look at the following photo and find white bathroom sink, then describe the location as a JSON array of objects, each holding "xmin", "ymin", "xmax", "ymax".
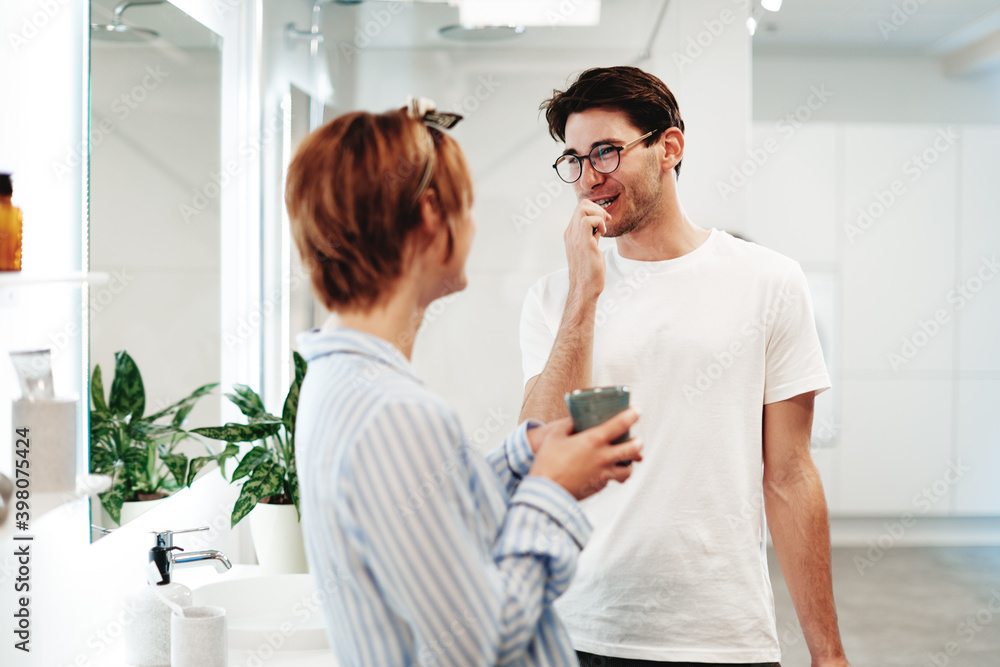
[{"xmin": 192, "ymin": 574, "xmax": 329, "ymax": 652}]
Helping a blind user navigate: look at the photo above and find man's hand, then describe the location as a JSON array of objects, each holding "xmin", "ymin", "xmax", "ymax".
[
  {"xmin": 565, "ymin": 199, "xmax": 610, "ymax": 302},
  {"xmin": 528, "ymin": 409, "xmax": 642, "ymax": 500}
]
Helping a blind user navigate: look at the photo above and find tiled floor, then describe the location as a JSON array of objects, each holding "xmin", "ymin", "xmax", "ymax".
[{"xmin": 769, "ymin": 547, "xmax": 1000, "ymax": 667}]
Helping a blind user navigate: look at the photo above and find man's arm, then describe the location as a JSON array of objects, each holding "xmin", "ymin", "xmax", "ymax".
[
  {"xmin": 519, "ymin": 295, "xmax": 597, "ymax": 422},
  {"xmin": 763, "ymin": 391, "xmax": 850, "ymax": 667},
  {"xmin": 520, "ymin": 200, "xmax": 610, "ymax": 422}
]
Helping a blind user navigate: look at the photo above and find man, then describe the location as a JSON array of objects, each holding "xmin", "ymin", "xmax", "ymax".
[{"xmin": 519, "ymin": 66, "xmax": 851, "ymax": 666}]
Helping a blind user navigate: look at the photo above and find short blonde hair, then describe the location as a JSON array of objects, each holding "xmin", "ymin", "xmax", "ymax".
[{"xmin": 285, "ymin": 108, "xmax": 473, "ymax": 310}]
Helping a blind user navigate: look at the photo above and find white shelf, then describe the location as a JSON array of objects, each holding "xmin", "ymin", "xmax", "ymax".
[{"xmin": 0, "ymin": 271, "xmax": 108, "ymax": 287}]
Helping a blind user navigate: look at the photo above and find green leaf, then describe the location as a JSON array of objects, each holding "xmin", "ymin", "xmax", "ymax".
[
  {"xmin": 191, "ymin": 421, "xmax": 282, "ymax": 443},
  {"xmin": 225, "ymin": 384, "xmax": 267, "ymax": 419},
  {"xmin": 293, "ymin": 351, "xmax": 307, "ymax": 385},
  {"xmin": 109, "ymin": 350, "xmax": 145, "ymax": 422},
  {"xmin": 91, "ymin": 364, "xmax": 108, "ymax": 413},
  {"xmin": 185, "ymin": 456, "xmax": 212, "ymax": 487},
  {"xmin": 160, "ymin": 451, "xmax": 189, "ymax": 487},
  {"xmin": 215, "ymin": 443, "xmax": 240, "ymax": 478},
  {"xmin": 288, "ymin": 473, "xmax": 300, "ymax": 522},
  {"xmin": 229, "ymin": 445, "xmax": 272, "ymax": 482},
  {"xmin": 183, "ymin": 444, "xmax": 240, "ymax": 487},
  {"xmin": 231, "ymin": 462, "xmax": 283, "ymax": 527},
  {"xmin": 144, "ymin": 382, "xmax": 219, "ymax": 424},
  {"xmin": 281, "ymin": 376, "xmax": 301, "ymax": 436},
  {"xmin": 99, "ymin": 465, "xmax": 128, "ymax": 526},
  {"xmin": 90, "ymin": 447, "xmax": 116, "ymax": 474},
  {"xmin": 132, "ymin": 422, "xmax": 187, "ymax": 441},
  {"xmin": 121, "ymin": 446, "xmax": 148, "ymax": 479}
]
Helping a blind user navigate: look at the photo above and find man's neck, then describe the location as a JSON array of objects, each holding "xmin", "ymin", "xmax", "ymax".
[{"xmin": 614, "ymin": 203, "xmax": 711, "ymax": 262}]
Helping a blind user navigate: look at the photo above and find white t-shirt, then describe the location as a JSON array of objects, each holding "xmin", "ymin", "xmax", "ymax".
[{"xmin": 519, "ymin": 228, "xmax": 830, "ymax": 662}]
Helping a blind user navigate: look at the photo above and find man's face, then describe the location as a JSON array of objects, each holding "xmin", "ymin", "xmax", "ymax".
[{"xmin": 563, "ymin": 108, "xmax": 664, "ymax": 238}]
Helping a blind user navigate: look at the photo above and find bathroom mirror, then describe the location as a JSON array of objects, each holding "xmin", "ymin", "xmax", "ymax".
[{"xmin": 88, "ymin": 0, "xmax": 223, "ymax": 535}]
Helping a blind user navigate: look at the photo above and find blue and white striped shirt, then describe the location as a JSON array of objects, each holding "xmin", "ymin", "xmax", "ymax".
[{"xmin": 295, "ymin": 326, "xmax": 591, "ymax": 666}]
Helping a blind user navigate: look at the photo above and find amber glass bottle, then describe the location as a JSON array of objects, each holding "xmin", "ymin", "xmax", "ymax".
[{"xmin": 0, "ymin": 173, "xmax": 23, "ymax": 271}]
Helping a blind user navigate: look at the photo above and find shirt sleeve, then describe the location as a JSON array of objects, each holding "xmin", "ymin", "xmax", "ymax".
[
  {"xmin": 519, "ymin": 279, "xmax": 557, "ymax": 388},
  {"xmin": 763, "ymin": 263, "xmax": 832, "ymax": 404},
  {"xmin": 485, "ymin": 419, "xmax": 541, "ymax": 498},
  {"xmin": 346, "ymin": 399, "xmax": 590, "ymax": 666}
]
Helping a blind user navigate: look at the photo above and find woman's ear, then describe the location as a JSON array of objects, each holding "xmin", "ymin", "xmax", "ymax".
[
  {"xmin": 415, "ymin": 188, "xmax": 454, "ymax": 261},
  {"xmin": 418, "ymin": 188, "xmax": 442, "ymax": 237}
]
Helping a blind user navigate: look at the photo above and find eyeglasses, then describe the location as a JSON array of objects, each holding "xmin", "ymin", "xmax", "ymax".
[{"xmin": 552, "ymin": 129, "xmax": 660, "ymax": 184}]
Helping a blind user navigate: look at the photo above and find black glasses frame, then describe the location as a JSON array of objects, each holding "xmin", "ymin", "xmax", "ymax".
[{"xmin": 552, "ymin": 129, "xmax": 660, "ymax": 184}]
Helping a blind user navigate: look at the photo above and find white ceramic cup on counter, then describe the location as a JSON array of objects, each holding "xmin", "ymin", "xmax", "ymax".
[{"xmin": 171, "ymin": 605, "xmax": 227, "ymax": 667}]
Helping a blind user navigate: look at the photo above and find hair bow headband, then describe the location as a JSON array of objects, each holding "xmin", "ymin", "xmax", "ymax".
[{"xmin": 404, "ymin": 96, "xmax": 463, "ymax": 204}]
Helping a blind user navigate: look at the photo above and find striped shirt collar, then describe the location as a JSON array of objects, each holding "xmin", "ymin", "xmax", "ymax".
[{"xmin": 297, "ymin": 325, "xmax": 422, "ymax": 385}]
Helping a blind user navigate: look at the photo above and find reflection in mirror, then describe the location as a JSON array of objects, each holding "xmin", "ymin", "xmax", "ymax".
[
  {"xmin": 287, "ymin": 85, "xmax": 327, "ymax": 342},
  {"xmin": 88, "ymin": 0, "xmax": 222, "ymax": 537}
]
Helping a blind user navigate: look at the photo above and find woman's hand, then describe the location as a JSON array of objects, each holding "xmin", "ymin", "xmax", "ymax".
[{"xmin": 528, "ymin": 409, "xmax": 642, "ymax": 500}]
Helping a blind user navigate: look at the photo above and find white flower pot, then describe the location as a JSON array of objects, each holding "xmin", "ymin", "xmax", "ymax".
[
  {"xmin": 96, "ymin": 495, "xmax": 168, "ymax": 529},
  {"xmin": 248, "ymin": 502, "xmax": 308, "ymax": 574}
]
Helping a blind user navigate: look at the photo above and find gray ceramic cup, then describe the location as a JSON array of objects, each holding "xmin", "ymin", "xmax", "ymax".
[{"xmin": 565, "ymin": 386, "xmax": 632, "ymax": 466}]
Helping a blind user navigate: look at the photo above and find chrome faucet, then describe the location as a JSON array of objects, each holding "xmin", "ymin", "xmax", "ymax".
[{"xmin": 149, "ymin": 527, "xmax": 232, "ymax": 584}]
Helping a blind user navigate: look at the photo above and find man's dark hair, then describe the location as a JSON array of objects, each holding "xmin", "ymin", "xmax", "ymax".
[
  {"xmin": 540, "ymin": 66, "xmax": 685, "ymax": 177},
  {"xmin": 0, "ymin": 174, "xmax": 12, "ymax": 197}
]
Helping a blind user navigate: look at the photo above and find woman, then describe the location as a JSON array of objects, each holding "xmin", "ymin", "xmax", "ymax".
[{"xmin": 286, "ymin": 100, "xmax": 642, "ymax": 666}]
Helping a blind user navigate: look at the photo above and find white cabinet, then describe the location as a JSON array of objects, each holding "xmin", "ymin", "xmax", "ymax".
[
  {"xmin": 838, "ymin": 378, "xmax": 954, "ymax": 515},
  {"xmin": 841, "ymin": 125, "xmax": 958, "ymax": 375},
  {"xmin": 956, "ymin": 126, "xmax": 1000, "ymax": 374},
  {"xmin": 748, "ymin": 122, "xmax": 1000, "ymax": 518}
]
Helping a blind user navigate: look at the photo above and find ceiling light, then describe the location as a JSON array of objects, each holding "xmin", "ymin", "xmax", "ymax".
[
  {"xmin": 761, "ymin": 0, "xmax": 782, "ymax": 11},
  {"xmin": 747, "ymin": 16, "xmax": 757, "ymax": 36},
  {"xmin": 439, "ymin": 25, "xmax": 526, "ymax": 41},
  {"xmin": 457, "ymin": 0, "xmax": 601, "ymax": 28}
]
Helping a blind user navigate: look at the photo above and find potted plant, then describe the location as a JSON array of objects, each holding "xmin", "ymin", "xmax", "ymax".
[
  {"xmin": 191, "ymin": 352, "xmax": 307, "ymax": 573},
  {"xmin": 89, "ymin": 350, "xmax": 221, "ymax": 526}
]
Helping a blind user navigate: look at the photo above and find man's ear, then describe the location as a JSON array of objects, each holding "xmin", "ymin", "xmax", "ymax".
[{"xmin": 658, "ymin": 127, "xmax": 684, "ymax": 174}]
